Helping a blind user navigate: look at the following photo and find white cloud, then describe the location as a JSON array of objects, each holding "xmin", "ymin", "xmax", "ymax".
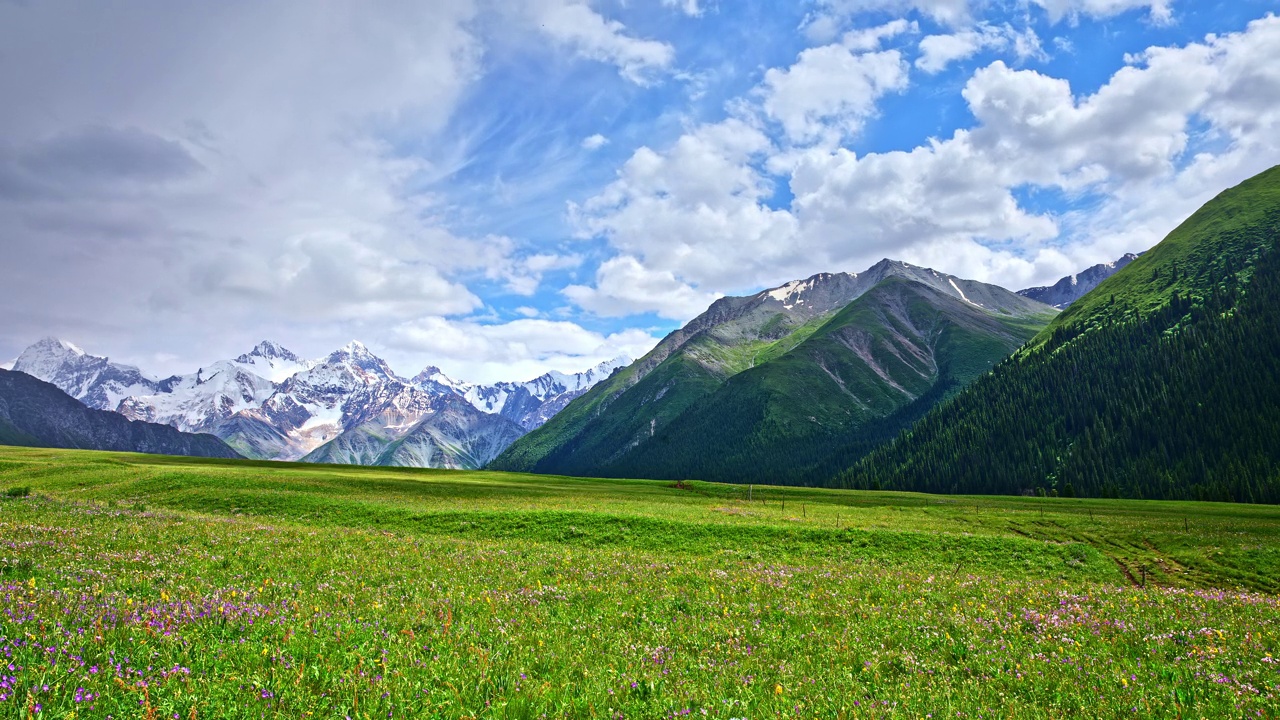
[
  {"xmin": 572, "ymin": 118, "xmax": 802, "ymax": 293},
  {"xmin": 388, "ymin": 316, "xmax": 660, "ymax": 383},
  {"xmin": 562, "ymin": 256, "xmax": 721, "ymax": 320},
  {"xmin": 916, "ymin": 24, "xmax": 1044, "ymax": 74},
  {"xmin": 582, "ymin": 133, "xmax": 609, "ymax": 150},
  {"xmin": 531, "ymin": 0, "xmax": 675, "ymax": 84},
  {"xmin": 759, "ymin": 46, "xmax": 910, "ymax": 145}
]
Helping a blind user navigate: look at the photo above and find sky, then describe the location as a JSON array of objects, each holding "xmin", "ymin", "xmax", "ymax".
[{"xmin": 0, "ymin": 0, "xmax": 1277, "ymax": 384}]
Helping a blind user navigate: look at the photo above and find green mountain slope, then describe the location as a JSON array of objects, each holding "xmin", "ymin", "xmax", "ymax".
[
  {"xmin": 491, "ymin": 261, "xmax": 1055, "ymax": 480},
  {"xmin": 838, "ymin": 165, "xmax": 1280, "ymax": 502},
  {"xmin": 489, "ymin": 270, "xmax": 880, "ymax": 474},
  {"xmin": 609, "ymin": 277, "xmax": 1050, "ymax": 483}
]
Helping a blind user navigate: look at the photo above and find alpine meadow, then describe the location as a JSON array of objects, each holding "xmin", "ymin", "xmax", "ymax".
[{"xmin": 2, "ymin": 2, "xmax": 1280, "ymax": 719}]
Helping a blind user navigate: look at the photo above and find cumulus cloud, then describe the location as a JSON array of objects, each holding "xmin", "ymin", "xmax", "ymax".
[
  {"xmin": 759, "ymin": 45, "xmax": 910, "ymax": 145},
  {"xmin": 572, "ymin": 118, "xmax": 801, "ymax": 289},
  {"xmin": 841, "ymin": 18, "xmax": 919, "ymax": 52},
  {"xmin": 582, "ymin": 133, "xmax": 609, "ymax": 150}
]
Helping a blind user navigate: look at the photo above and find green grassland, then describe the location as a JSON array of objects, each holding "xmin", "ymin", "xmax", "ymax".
[{"xmin": 1, "ymin": 446, "xmax": 1278, "ymax": 718}]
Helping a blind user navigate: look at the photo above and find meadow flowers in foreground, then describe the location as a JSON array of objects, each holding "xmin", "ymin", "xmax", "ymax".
[{"xmin": 1, "ymin": 496, "xmax": 1277, "ymax": 719}]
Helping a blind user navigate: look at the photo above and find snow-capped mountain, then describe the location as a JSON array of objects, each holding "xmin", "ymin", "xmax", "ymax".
[
  {"xmin": 753, "ymin": 260, "xmax": 1050, "ymax": 317},
  {"xmin": 222, "ymin": 341, "xmax": 419, "ymax": 458},
  {"xmin": 8, "ymin": 336, "xmax": 627, "ymax": 468},
  {"xmin": 12, "ymin": 337, "xmax": 160, "ymax": 411}
]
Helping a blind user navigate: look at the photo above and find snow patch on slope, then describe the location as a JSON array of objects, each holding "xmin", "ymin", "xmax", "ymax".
[{"xmin": 948, "ymin": 279, "xmax": 983, "ymax": 308}]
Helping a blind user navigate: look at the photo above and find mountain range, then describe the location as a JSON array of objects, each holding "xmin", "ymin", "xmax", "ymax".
[
  {"xmin": 9, "ymin": 338, "xmax": 627, "ymax": 469},
  {"xmin": 490, "ymin": 158, "xmax": 1280, "ymax": 505},
  {"xmin": 489, "ymin": 259, "xmax": 1059, "ymax": 482}
]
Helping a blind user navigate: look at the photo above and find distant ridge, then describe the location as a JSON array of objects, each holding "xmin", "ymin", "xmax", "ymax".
[{"xmin": 1017, "ymin": 253, "xmax": 1140, "ymax": 308}]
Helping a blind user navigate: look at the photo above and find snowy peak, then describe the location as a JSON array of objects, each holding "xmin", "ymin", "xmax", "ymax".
[
  {"xmin": 411, "ymin": 365, "xmax": 465, "ymax": 391},
  {"xmin": 459, "ymin": 355, "xmax": 632, "ymax": 428},
  {"xmin": 535, "ymin": 356, "xmax": 630, "ymax": 395},
  {"xmin": 12, "ymin": 337, "xmax": 159, "ymax": 410},
  {"xmin": 7, "ymin": 335, "xmax": 626, "ymax": 467},
  {"xmin": 327, "ymin": 340, "xmax": 372, "ymax": 361},
  {"xmin": 14, "ymin": 336, "xmax": 89, "ymax": 377},
  {"xmin": 116, "ymin": 360, "xmax": 276, "ymax": 432},
  {"xmin": 236, "ymin": 340, "xmax": 302, "ymax": 363},
  {"xmin": 232, "ymin": 340, "xmax": 312, "ymax": 382},
  {"xmin": 324, "ymin": 341, "xmax": 395, "ymax": 376}
]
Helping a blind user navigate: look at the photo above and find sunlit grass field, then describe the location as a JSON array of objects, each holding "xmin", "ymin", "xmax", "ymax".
[{"xmin": 1, "ymin": 446, "xmax": 1277, "ymax": 718}]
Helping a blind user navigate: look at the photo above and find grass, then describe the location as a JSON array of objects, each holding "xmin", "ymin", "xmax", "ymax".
[{"xmin": 1, "ymin": 446, "xmax": 1278, "ymax": 717}]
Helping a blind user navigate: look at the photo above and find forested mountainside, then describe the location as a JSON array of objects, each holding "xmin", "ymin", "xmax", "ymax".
[{"xmin": 836, "ymin": 165, "xmax": 1280, "ymax": 503}]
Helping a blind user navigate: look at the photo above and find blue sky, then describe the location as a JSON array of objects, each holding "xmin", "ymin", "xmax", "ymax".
[{"xmin": 1, "ymin": 0, "xmax": 1278, "ymax": 382}]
